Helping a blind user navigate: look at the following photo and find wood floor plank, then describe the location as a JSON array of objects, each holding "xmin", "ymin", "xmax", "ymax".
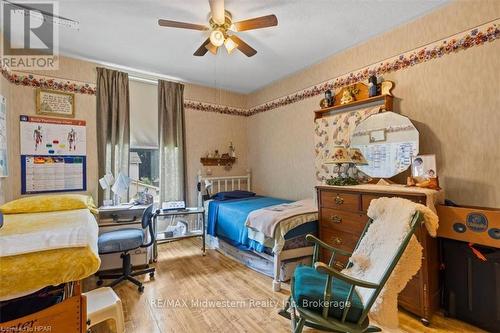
[{"xmin": 87, "ymin": 238, "xmax": 485, "ymax": 333}]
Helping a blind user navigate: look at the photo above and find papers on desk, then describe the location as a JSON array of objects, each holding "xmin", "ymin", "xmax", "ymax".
[{"xmin": 99, "ymin": 203, "xmax": 134, "ymax": 211}]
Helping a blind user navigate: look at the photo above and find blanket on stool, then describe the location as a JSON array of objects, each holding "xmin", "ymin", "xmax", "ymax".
[{"xmin": 341, "ymin": 197, "xmax": 439, "ymax": 329}]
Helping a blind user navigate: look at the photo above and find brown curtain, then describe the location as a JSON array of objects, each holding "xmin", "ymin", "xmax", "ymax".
[
  {"xmin": 158, "ymin": 80, "xmax": 186, "ymax": 202},
  {"xmin": 96, "ymin": 67, "xmax": 130, "ymax": 205}
]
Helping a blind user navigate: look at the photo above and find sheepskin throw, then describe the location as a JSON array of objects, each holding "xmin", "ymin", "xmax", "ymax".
[{"xmin": 341, "ymin": 197, "xmax": 439, "ymax": 329}]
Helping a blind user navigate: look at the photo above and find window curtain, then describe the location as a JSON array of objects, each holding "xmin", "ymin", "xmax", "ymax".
[
  {"xmin": 158, "ymin": 80, "xmax": 186, "ymax": 203},
  {"xmin": 96, "ymin": 67, "xmax": 130, "ymax": 205}
]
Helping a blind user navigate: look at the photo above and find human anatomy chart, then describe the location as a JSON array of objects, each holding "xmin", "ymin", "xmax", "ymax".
[{"xmin": 20, "ymin": 115, "xmax": 87, "ymax": 194}]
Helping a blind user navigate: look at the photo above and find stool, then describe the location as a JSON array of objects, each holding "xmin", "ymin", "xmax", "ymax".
[{"xmin": 84, "ymin": 287, "xmax": 125, "ymax": 333}]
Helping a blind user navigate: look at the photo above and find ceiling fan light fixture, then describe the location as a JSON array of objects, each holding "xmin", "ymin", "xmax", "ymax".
[
  {"xmin": 224, "ymin": 37, "xmax": 237, "ymax": 54},
  {"xmin": 209, "ymin": 28, "xmax": 225, "ymax": 47},
  {"xmin": 205, "ymin": 42, "xmax": 219, "ymax": 55}
]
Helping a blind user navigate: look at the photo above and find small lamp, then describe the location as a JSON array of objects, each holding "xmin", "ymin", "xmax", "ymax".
[
  {"xmin": 204, "ymin": 179, "xmax": 213, "ymax": 194},
  {"xmin": 324, "ymin": 146, "xmax": 368, "ymax": 186},
  {"xmin": 348, "ymin": 147, "xmax": 368, "ymax": 166}
]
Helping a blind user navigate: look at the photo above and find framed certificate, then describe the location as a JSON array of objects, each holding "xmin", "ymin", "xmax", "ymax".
[{"xmin": 36, "ymin": 89, "xmax": 75, "ymax": 118}]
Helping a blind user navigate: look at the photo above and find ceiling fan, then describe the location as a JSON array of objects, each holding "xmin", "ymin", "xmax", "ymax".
[{"xmin": 158, "ymin": 0, "xmax": 278, "ymax": 57}]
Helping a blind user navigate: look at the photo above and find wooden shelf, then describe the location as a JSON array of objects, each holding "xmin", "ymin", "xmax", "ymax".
[
  {"xmin": 200, "ymin": 157, "xmax": 237, "ymax": 167},
  {"xmin": 314, "ymin": 94, "xmax": 393, "ymax": 120}
]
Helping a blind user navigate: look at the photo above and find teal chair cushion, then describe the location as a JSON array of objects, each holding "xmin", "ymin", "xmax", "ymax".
[{"xmin": 292, "ymin": 265, "xmax": 365, "ymax": 324}]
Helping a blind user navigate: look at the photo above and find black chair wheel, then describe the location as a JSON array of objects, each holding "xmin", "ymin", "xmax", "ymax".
[
  {"xmin": 149, "ymin": 272, "xmax": 155, "ymax": 279},
  {"xmin": 138, "ymin": 285, "xmax": 144, "ymax": 292},
  {"xmin": 420, "ymin": 318, "xmax": 430, "ymax": 326},
  {"xmin": 96, "ymin": 279, "xmax": 103, "ymax": 286}
]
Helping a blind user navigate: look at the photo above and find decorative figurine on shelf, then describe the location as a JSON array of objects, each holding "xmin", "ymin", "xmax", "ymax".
[
  {"xmin": 340, "ymin": 90, "xmax": 354, "ymax": 105},
  {"xmin": 320, "ymin": 89, "xmax": 335, "ymax": 109},
  {"xmin": 340, "ymin": 85, "xmax": 360, "ymax": 105},
  {"xmin": 325, "ymin": 89, "xmax": 334, "ymax": 107},
  {"xmin": 229, "ymin": 141, "xmax": 236, "ymax": 158},
  {"xmin": 214, "ymin": 150, "xmax": 220, "ymax": 158},
  {"xmin": 381, "ymin": 80, "xmax": 394, "ymax": 96},
  {"xmin": 368, "ymin": 75, "xmax": 378, "ymax": 97}
]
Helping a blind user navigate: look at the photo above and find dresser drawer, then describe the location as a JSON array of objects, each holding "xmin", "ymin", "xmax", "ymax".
[
  {"xmin": 361, "ymin": 194, "xmax": 426, "ymax": 212},
  {"xmin": 320, "ymin": 228, "xmax": 360, "ymax": 253},
  {"xmin": 320, "ymin": 208, "xmax": 367, "ymax": 235},
  {"xmin": 99, "ymin": 209, "xmax": 144, "ymax": 225},
  {"xmin": 320, "ymin": 191, "xmax": 360, "ymax": 212}
]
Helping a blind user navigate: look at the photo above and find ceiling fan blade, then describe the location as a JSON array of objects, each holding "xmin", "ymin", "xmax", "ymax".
[
  {"xmin": 158, "ymin": 19, "xmax": 208, "ymax": 31},
  {"xmin": 232, "ymin": 14, "xmax": 278, "ymax": 32},
  {"xmin": 228, "ymin": 35, "xmax": 257, "ymax": 57},
  {"xmin": 194, "ymin": 38, "xmax": 211, "ymax": 56},
  {"xmin": 205, "ymin": 42, "xmax": 219, "ymax": 55},
  {"xmin": 209, "ymin": 0, "xmax": 225, "ymax": 25}
]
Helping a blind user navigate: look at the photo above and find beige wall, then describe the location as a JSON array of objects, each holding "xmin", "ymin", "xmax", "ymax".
[
  {"xmin": 246, "ymin": 0, "xmax": 500, "ymax": 207},
  {"xmin": 0, "ymin": 75, "xmax": 11, "ymax": 204},
  {"xmin": 0, "ymin": 57, "xmax": 249, "ymax": 206}
]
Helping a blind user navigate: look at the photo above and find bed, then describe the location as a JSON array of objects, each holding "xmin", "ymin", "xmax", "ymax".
[
  {"xmin": 0, "ymin": 199, "xmax": 101, "ymax": 332},
  {"xmin": 198, "ymin": 171, "xmax": 318, "ymax": 291},
  {"xmin": 0, "ymin": 208, "xmax": 100, "ymax": 300}
]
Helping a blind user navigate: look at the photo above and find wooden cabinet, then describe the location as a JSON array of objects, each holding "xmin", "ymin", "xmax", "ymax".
[{"xmin": 316, "ymin": 185, "xmax": 440, "ymax": 324}]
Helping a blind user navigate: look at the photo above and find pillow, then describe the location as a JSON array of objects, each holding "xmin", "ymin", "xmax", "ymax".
[
  {"xmin": 211, "ymin": 190, "xmax": 256, "ymax": 201},
  {"xmin": 0, "ymin": 194, "xmax": 97, "ymax": 215}
]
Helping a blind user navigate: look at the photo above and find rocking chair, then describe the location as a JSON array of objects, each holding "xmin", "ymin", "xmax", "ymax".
[{"xmin": 279, "ymin": 211, "xmax": 423, "ymax": 333}]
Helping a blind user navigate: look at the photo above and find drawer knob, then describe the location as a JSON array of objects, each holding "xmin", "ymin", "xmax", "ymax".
[
  {"xmin": 335, "ymin": 195, "xmax": 344, "ymax": 205},
  {"xmin": 334, "ymin": 261, "xmax": 344, "ymax": 269},
  {"xmin": 332, "ymin": 237, "xmax": 342, "ymax": 245},
  {"xmin": 330, "ymin": 215, "xmax": 342, "ymax": 224}
]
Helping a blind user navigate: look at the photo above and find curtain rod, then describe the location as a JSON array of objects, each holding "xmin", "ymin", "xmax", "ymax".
[{"xmin": 129, "ymin": 75, "xmax": 158, "ymax": 85}]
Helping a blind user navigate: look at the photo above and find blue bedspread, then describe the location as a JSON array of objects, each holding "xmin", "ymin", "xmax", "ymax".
[{"xmin": 207, "ymin": 196, "xmax": 291, "ymax": 253}]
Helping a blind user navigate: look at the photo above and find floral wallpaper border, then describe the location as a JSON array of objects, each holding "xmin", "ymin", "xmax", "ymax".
[
  {"xmin": 1, "ymin": 67, "xmax": 97, "ymax": 95},
  {"xmin": 183, "ymin": 100, "xmax": 247, "ymax": 116},
  {"xmin": 2, "ymin": 20, "xmax": 498, "ymax": 117},
  {"xmin": 247, "ymin": 20, "xmax": 500, "ymax": 116},
  {"xmin": 0, "ymin": 66, "xmax": 247, "ymax": 116}
]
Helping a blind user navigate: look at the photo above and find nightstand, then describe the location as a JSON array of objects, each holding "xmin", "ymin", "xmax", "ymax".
[{"xmin": 152, "ymin": 207, "xmax": 206, "ymax": 260}]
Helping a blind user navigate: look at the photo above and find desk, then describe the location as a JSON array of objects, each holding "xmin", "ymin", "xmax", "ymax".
[
  {"xmin": 97, "ymin": 204, "xmax": 152, "ymax": 271},
  {"xmin": 152, "ymin": 207, "xmax": 205, "ymax": 260}
]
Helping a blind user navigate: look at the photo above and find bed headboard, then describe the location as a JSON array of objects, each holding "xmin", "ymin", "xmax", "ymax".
[{"xmin": 197, "ymin": 170, "xmax": 252, "ymax": 207}]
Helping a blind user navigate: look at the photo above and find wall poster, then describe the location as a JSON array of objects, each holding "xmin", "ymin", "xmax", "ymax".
[{"xmin": 20, "ymin": 115, "xmax": 87, "ymax": 194}]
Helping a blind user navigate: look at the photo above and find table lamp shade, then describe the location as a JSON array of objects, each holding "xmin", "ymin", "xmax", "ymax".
[
  {"xmin": 324, "ymin": 146, "xmax": 352, "ymax": 164},
  {"xmin": 348, "ymin": 148, "xmax": 368, "ymax": 165}
]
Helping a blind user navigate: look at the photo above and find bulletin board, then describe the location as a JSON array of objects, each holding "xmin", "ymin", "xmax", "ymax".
[{"xmin": 20, "ymin": 115, "xmax": 87, "ymax": 194}]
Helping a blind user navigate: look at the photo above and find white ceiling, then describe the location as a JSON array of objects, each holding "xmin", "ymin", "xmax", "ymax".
[{"xmin": 54, "ymin": 0, "xmax": 447, "ymax": 93}]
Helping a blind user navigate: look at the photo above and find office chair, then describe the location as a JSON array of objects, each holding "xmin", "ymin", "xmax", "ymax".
[{"xmin": 96, "ymin": 205, "xmax": 156, "ymax": 292}]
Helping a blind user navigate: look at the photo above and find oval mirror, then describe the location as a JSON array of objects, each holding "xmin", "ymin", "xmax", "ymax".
[{"xmin": 350, "ymin": 112, "xmax": 419, "ymax": 178}]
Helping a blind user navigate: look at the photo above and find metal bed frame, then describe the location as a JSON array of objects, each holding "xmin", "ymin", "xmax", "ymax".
[{"xmin": 197, "ymin": 170, "xmax": 314, "ymax": 291}]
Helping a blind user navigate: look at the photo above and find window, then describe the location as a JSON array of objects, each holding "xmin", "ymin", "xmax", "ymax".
[
  {"xmin": 129, "ymin": 79, "xmax": 160, "ymax": 202},
  {"xmin": 129, "ymin": 148, "xmax": 160, "ymax": 203}
]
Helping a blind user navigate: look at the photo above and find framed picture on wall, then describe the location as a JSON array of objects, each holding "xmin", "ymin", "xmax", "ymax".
[
  {"xmin": 412, "ymin": 154, "xmax": 437, "ymax": 180},
  {"xmin": 36, "ymin": 89, "xmax": 75, "ymax": 118}
]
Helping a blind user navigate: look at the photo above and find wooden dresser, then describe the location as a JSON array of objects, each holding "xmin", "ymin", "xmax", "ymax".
[{"xmin": 316, "ymin": 185, "xmax": 440, "ymax": 325}]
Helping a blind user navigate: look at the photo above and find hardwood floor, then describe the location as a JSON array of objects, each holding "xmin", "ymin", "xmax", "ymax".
[{"xmin": 87, "ymin": 238, "xmax": 485, "ymax": 333}]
